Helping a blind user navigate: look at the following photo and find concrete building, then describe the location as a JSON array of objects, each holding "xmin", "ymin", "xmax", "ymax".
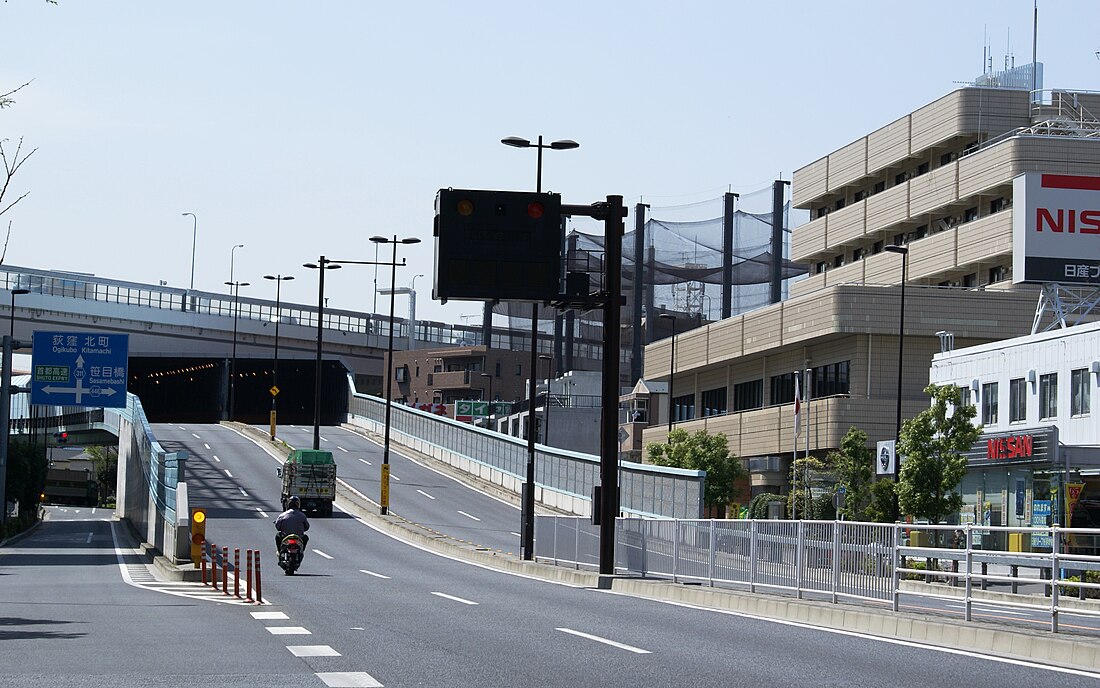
[
  {"xmin": 641, "ymin": 80, "xmax": 1100, "ymax": 499},
  {"xmin": 386, "ymin": 346, "xmax": 532, "ymax": 407}
]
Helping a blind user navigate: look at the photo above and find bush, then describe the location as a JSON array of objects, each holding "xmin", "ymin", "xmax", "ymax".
[
  {"xmin": 747, "ymin": 493, "xmax": 785, "ymax": 520},
  {"xmin": 1059, "ymin": 571, "xmax": 1100, "ymax": 599}
]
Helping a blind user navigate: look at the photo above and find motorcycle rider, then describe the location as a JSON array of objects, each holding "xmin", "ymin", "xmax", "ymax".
[{"xmin": 274, "ymin": 495, "xmax": 310, "ymax": 555}]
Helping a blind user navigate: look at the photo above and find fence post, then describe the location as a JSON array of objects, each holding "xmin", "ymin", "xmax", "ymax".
[
  {"xmin": 672, "ymin": 519, "xmax": 680, "ymax": 584},
  {"xmin": 1051, "ymin": 525, "xmax": 1060, "ymax": 633},
  {"xmin": 831, "ymin": 520, "xmax": 840, "ymax": 604},
  {"xmin": 749, "ymin": 520, "xmax": 757, "ymax": 594},
  {"xmin": 255, "ymin": 551, "xmax": 263, "ymax": 604},
  {"xmin": 964, "ymin": 524, "xmax": 973, "ymax": 622},
  {"xmin": 246, "ymin": 550, "xmax": 254, "ymax": 602},
  {"xmin": 796, "ymin": 520, "xmax": 804, "ymax": 600},
  {"xmin": 708, "ymin": 520, "xmax": 716, "ymax": 587},
  {"xmin": 209, "ymin": 542, "xmax": 218, "ymax": 591},
  {"xmin": 641, "ymin": 521, "xmax": 648, "ymax": 577},
  {"xmin": 200, "ymin": 540, "xmax": 208, "ymax": 586},
  {"xmin": 222, "ymin": 546, "xmax": 229, "ymax": 596},
  {"xmin": 573, "ymin": 517, "xmax": 579, "ymax": 571},
  {"xmin": 892, "ymin": 524, "xmax": 901, "ymax": 613}
]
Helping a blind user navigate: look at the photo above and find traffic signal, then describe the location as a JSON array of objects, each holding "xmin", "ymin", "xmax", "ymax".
[
  {"xmin": 54, "ymin": 432, "xmax": 68, "ymax": 444},
  {"xmin": 434, "ymin": 188, "xmax": 564, "ymax": 302},
  {"xmin": 189, "ymin": 507, "xmax": 207, "ymax": 566}
]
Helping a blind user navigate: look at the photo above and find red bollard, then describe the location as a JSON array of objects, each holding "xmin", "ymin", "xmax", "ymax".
[
  {"xmin": 234, "ymin": 548, "xmax": 241, "ymax": 598},
  {"xmin": 200, "ymin": 545, "xmax": 208, "ymax": 585},
  {"xmin": 245, "ymin": 550, "xmax": 253, "ymax": 602},
  {"xmin": 222, "ymin": 546, "xmax": 229, "ymax": 596},
  {"xmin": 209, "ymin": 542, "xmax": 218, "ymax": 590},
  {"xmin": 255, "ymin": 551, "xmax": 263, "ymax": 604}
]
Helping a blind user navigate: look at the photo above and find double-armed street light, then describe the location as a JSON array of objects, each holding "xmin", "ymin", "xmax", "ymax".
[
  {"xmin": 224, "ymin": 280, "xmax": 250, "ymax": 421},
  {"xmin": 303, "ymin": 257, "xmax": 342, "ymax": 450},
  {"xmin": 263, "ymin": 274, "xmax": 294, "ymax": 441},
  {"xmin": 369, "ymin": 235, "xmax": 421, "ymax": 517},
  {"xmin": 501, "ymin": 133, "xmax": 579, "ymax": 561}
]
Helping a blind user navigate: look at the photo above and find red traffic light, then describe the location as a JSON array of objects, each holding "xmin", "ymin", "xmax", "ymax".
[
  {"xmin": 456, "ymin": 199, "xmax": 474, "ymax": 217},
  {"xmin": 527, "ymin": 202, "xmax": 545, "ymax": 219}
]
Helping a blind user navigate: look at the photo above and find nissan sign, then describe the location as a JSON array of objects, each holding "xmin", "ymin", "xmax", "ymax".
[{"xmin": 1013, "ymin": 173, "xmax": 1100, "ymax": 284}]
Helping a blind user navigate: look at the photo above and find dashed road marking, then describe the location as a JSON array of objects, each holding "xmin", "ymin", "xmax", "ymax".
[
  {"xmin": 266, "ymin": 626, "xmax": 311, "ymax": 635},
  {"xmin": 431, "ymin": 591, "xmax": 477, "ymax": 605},
  {"xmin": 457, "ymin": 511, "xmax": 480, "ymax": 522},
  {"xmin": 316, "ymin": 672, "xmax": 382, "ymax": 688},
  {"xmin": 416, "ymin": 489, "xmax": 435, "ymax": 500},
  {"xmin": 337, "ymin": 446, "xmax": 349, "ymax": 452},
  {"xmin": 288, "ymin": 645, "xmax": 341, "ymax": 657},
  {"xmin": 225, "ymin": 469, "xmax": 233, "ymax": 478},
  {"xmin": 359, "ymin": 458, "xmax": 372, "ymax": 466},
  {"xmin": 313, "ymin": 549, "xmax": 334, "ymax": 560},
  {"xmin": 557, "ymin": 627, "xmax": 651, "ymax": 654},
  {"xmin": 360, "ymin": 569, "xmax": 391, "ymax": 579},
  {"xmin": 252, "ymin": 611, "xmax": 288, "ymax": 620}
]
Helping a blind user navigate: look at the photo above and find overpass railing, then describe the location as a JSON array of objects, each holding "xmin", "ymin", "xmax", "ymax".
[
  {"xmin": 105, "ymin": 395, "xmax": 189, "ymax": 563},
  {"xmin": 347, "ymin": 388, "xmax": 704, "ymax": 519},
  {"xmin": 536, "ymin": 516, "xmax": 1100, "ymax": 634}
]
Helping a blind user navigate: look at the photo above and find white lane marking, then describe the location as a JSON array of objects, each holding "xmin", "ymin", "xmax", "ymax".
[
  {"xmin": 416, "ymin": 489, "xmax": 436, "ymax": 500},
  {"xmin": 239, "ymin": 488, "xmax": 248, "ymax": 497},
  {"xmin": 257, "ymin": 508, "xmax": 269, "ymax": 518},
  {"xmin": 337, "ymin": 446, "xmax": 349, "ymax": 452},
  {"xmin": 178, "ymin": 426, "xmax": 187, "ymax": 430},
  {"xmin": 204, "ymin": 443, "xmax": 211, "ymax": 450},
  {"xmin": 359, "ymin": 458, "xmax": 372, "ymax": 466},
  {"xmin": 320, "ymin": 435, "xmax": 329, "ymax": 442},
  {"xmin": 86, "ymin": 532, "xmax": 93, "ymax": 544},
  {"xmin": 360, "ymin": 569, "xmax": 391, "ymax": 579},
  {"xmin": 510, "ymin": 532, "xmax": 522, "ymax": 538},
  {"xmin": 312, "ymin": 549, "xmax": 334, "ymax": 560},
  {"xmin": 214, "ymin": 455, "xmax": 221, "ymax": 462},
  {"xmin": 391, "ymin": 474, "xmax": 400, "ymax": 481},
  {"xmin": 288, "ymin": 645, "xmax": 341, "ymax": 657},
  {"xmin": 431, "ymin": 591, "xmax": 478, "ymax": 606},
  {"xmin": 315, "ymin": 672, "xmax": 382, "ymax": 688},
  {"xmin": 224, "ymin": 469, "xmax": 233, "ymax": 478},
  {"xmin": 457, "ymin": 511, "xmax": 481, "ymax": 522},
  {"xmin": 557, "ymin": 628, "xmax": 651, "ymax": 654},
  {"xmin": 599, "ymin": 591, "xmax": 1100, "ymax": 680},
  {"xmin": 192, "ymin": 433, "xmax": 201, "ymax": 439},
  {"xmin": 266, "ymin": 626, "xmax": 311, "ymax": 635},
  {"xmin": 251, "ymin": 611, "xmax": 288, "ymax": 620},
  {"xmin": 91, "ymin": 508, "xmax": 97, "ymax": 516}
]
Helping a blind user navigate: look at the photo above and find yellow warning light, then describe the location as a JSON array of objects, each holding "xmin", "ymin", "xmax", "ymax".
[{"xmin": 456, "ymin": 199, "xmax": 474, "ymax": 216}]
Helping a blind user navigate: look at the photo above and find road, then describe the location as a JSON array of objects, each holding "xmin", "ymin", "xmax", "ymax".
[{"xmin": 3, "ymin": 422, "xmax": 1099, "ymax": 686}]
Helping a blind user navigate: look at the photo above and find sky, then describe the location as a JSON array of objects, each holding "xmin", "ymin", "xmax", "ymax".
[{"xmin": 2, "ymin": 1, "xmax": 1099, "ymax": 325}]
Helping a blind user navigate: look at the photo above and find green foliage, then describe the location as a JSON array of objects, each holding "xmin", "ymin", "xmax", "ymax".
[
  {"xmin": 812, "ymin": 492, "xmax": 836, "ymax": 520},
  {"xmin": 85, "ymin": 445, "xmax": 118, "ymax": 506},
  {"xmin": 897, "ymin": 384, "xmax": 982, "ymax": 524},
  {"xmin": 827, "ymin": 427, "xmax": 874, "ymax": 521},
  {"xmin": 1059, "ymin": 571, "xmax": 1100, "ymax": 599},
  {"xmin": 787, "ymin": 453, "xmax": 829, "ymax": 519},
  {"xmin": 747, "ymin": 493, "xmax": 785, "ymax": 520},
  {"xmin": 646, "ymin": 428, "xmax": 744, "ymax": 512},
  {"xmin": 865, "ymin": 478, "xmax": 899, "ymax": 523},
  {"xmin": 5, "ymin": 438, "xmax": 46, "ymax": 512}
]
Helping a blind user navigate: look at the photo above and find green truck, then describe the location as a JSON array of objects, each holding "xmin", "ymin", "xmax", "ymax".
[{"xmin": 278, "ymin": 449, "xmax": 337, "ymax": 517}]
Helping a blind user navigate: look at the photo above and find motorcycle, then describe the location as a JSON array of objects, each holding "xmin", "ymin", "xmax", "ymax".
[{"xmin": 278, "ymin": 533, "xmax": 305, "ymax": 575}]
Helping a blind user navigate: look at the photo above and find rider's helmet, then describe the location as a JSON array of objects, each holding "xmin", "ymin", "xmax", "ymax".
[{"xmin": 287, "ymin": 495, "xmax": 301, "ymax": 510}]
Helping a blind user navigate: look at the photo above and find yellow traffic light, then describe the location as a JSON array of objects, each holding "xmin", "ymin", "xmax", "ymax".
[{"xmin": 189, "ymin": 507, "xmax": 207, "ymax": 567}]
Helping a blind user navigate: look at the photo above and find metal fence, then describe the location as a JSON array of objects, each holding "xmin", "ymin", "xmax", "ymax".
[
  {"xmin": 535, "ymin": 516, "xmax": 1100, "ymax": 633},
  {"xmin": 348, "ymin": 390, "xmax": 705, "ymax": 519}
]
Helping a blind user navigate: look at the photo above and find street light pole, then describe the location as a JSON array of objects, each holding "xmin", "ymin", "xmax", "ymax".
[
  {"xmin": 181, "ymin": 212, "xmax": 197, "ymax": 290},
  {"xmin": 501, "ymin": 133, "xmax": 578, "ymax": 561},
  {"xmin": 230, "ymin": 243, "xmax": 245, "ymax": 295},
  {"xmin": 303, "ymin": 257, "xmax": 342, "ymax": 451},
  {"xmin": 224, "ymin": 280, "xmax": 250, "ymax": 421},
  {"xmin": 369, "ymin": 235, "xmax": 421, "ymax": 516},
  {"xmin": 263, "ymin": 274, "xmax": 294, "ymax": 441},
  {"xmin": 659, "ymin": 313, "xmax": 677, "ymax": 442},
  {"xmin": 885, "ymin": 244, "xmax": 909, "ymax": 493}
]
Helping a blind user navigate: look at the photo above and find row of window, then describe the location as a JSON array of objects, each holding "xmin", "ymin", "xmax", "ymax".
[
  {"xmin": 975, "ymin": 369, "xmax": 1091, "ymax": 425},
  {"xmin": 672, "ymin": 361, "xmax": 851, "ymax": 422}
]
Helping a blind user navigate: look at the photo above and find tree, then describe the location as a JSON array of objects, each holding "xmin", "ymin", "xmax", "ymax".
[
  {"xmin": 646, "ymin": 428, "xmax": 744, "ymax": 516},
  {"xmin": 86, "ymin": 445, "xmax": 118, "ymax": 505},
  {"xmin": 828, "ymin": 426, "xmax": 874, "ymax": 521},
  {"xmin": 897, "ymin": 383, "xmax": 982, "ymax": 527},
  {"xmin": 1, "ymin": 81, "xmax": 38, "ymax": 263},
  {"xmin": 865, "ymin": 479, "xmax": 899, "ymax": 523},
  {"xmin": 4, "ymin": 438, "xmax": 46, "ymax": 513},
  {"xmin": 787, "ymin": 453, "xmax": 829, "ymax": 519}
]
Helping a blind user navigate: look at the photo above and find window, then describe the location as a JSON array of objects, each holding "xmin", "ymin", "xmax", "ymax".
[
  {"xmin": 853, "ymin": 190, "xmax": 867, "ymax": 202},
  {"xmin": 769, "ymin": 371, "xmax": 801, "ymax": 405},
  {"xmin": 872, "ymin": 240, "xmax": 884, "ymax": 254},
  {"xmin": 812, "ymin": 360, "xmax": 850, "ymax": 397},
  {"xmin": 733, "ymin": 379, "xmax": 763, "ymax": 411},
  {"xmin": 894, "ymin": 172, "xmax": 907, "ymax": 186},
  {"xmin": 962, "ymin": 273, "xmax": 977, "ymax": 288},
  {"xmin": 835, "ymin": 198, "xmax": 846, "ymax": 211},
  {"xmin": 1039, "ymin": 373, "xmax": 1058, "ymax": 420},
  {"xmin": 852, "ymin": 247, "xmax": 865, "ymax": 261},
  {"xmin": 939, "ymin": 152, "xmax": 954, "ymax": 167},
  {"xmin": 815, "ymin": 261, "xmax": 827, "ymax": 275},
  {"xmin": 415, "ymin": 364, "xmax": 420, "ymax": 378},
  {"xmin": 1072, "ymin": 368, "xmax": 1091, "ymax": 416},
  {"xmin": 982, "ymin": 382, "xmax": 999, "ymax": 425},
  {"xmin": 990, "ymin": 197, "xmax": 1006, "ymax": 214},
  {"xmin": 833, "ymin": 254, "xmax": 844, "ymax": 268},
  {"xmin": 515, "ymin": 364, "xmax": 522, "ymax": 376},
  {"xmin": 701, "ymin": 388, "xmax": 727, "ymax": 417},
  {"xmin": 495, "ymin": 362, "xmax": 501, "ymax": 376},
  {"xmin": 914, "ymin": 225, "xmax": 928, "ymax": 240},
  {"xmin": 672, "ymin": 393, "xmax": 695, "ymax": 422},
  {"xmin": 1009, "ymin": 378, "xmax": 1026, "ymax": 423},
  {"xmin": 989, "ymin": 266, "xmax": 1006, "ymax": 283},
  {"xmin": 964, "ymin": 206, "xmax": 978, "ymax": 223},
  {"xmin": 917, "ymin": 162, "xmax": 929, "ymax": 175},
  {"xmin": 817, "ymin": 207, "xmax": 828, "ymax": 219},
  {"xmin": 873, "ymin": 181, "xmax": 886, "ymax": 194},
  {"xmin": 958, "ymin": 385, "xmax": 972, "ymax": 409}
]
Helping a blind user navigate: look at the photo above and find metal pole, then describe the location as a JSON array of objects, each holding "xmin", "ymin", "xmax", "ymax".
[
  {"xmin": 805, "ymin": 367, "xmax": 812, "ymax": 518},
  {"xmin": 0, "ymin": 335, "xmax": 11, "ymax": 524},
  {"xmin": 381, "ymin": 240, "xmax": 398, "ymax": 516},
  {"xmin": 313, "ymin": 257, "xmax": 326, "ymax": 450},
  {"xmin": 599, "ymin": 195, "xmax": 625, "ymax": 577},
  {"xmin": 522, "ymin": 302, "xmax": 539, "ymax": 560},
  {"xmin": 894, "ymin": 251, "xmax": 907, "ymax": 499},
  {"xmin": 229, "ymin": 284, "xmax": 239, "ymax": 421}
]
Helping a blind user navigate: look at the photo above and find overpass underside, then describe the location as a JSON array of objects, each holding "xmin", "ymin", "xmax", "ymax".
[{"xmin": 128, "ymin": 357, "xmax": 349, "ymax": 425}]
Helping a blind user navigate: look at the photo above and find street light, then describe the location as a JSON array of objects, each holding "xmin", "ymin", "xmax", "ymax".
[
  {"xmin": 181, "ymin": 213, "xmax": 197, "ymax": 290},
  {"xmin": 9, "ymin": 288, "xmax": 29, "ymax": 339},
  {"xmin": 230, "ymin": 243, "xmax": 245, "ymax": 295},
  {"xmin": 539, "ymin": 354, "xmax": 553, "ymax": 446},
  {"xmin": 263, "ymin": 274, "xmax": 294, "ymax": 440},
  {"xmin": 884, "ymin": 244, "xmax": 909, "ymax": 490},
  {"xmin": 659, "ymin": 313, "xmax": 677, "ymax": 442},
  {"xmin": 303, "ymin": 257, "xmax": 342, "ymax": 451},
  {"xmin": 479, "ymin": 372, "xmax": 493, "ymax": 404},
  {"xmin": 370, "ymin": 234, "xmax": 421, "ymax": 517},
  {"xmin": 502, "ymin": 133, "xmax": 579, "ymax": 561},
  {"xmin": 224, "ymin": 280, "xmax": 250, "ymax": 421}
]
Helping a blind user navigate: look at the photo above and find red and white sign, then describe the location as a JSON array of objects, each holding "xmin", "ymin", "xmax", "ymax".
[{"xmin": 1013, "ymin": 173, "xmax": 1100, "ymax": 284}]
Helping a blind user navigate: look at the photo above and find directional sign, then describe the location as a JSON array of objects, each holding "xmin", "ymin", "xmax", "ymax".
[{"xmin": 30, "ymin": 331, "xmax": 129, "ymax": 408}]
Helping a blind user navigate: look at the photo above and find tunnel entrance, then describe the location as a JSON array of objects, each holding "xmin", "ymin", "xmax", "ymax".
[{"xmin": 128, "ymin": 357, "xmax": 349, "ymax": 425}]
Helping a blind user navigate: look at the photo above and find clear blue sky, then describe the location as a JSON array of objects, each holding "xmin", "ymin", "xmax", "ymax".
[{"xmin": 2, "ymin": 1, "xmax": 1098, "ymax": 324}]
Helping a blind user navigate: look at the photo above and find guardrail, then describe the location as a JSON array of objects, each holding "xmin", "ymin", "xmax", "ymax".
[
  {"xmin": 535, "ymin": 516, "xmax": 1100, "ymax": 633},
  {"xmin": 347, "ymin": 386, "xmax": 705, "ymax": 519}
]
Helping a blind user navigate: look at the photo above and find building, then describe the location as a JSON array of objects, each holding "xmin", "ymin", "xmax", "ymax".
[
  {"xmin": 642, "ymin": 78, "xmax": 1100, "ymax": 499},
  {"xmin": 929, "ymin": 321, "xmax": 1100, "ymax": 540},
  {"xmin": 386, "ymin": 346, "xmax": 532, "ymax": 408}
]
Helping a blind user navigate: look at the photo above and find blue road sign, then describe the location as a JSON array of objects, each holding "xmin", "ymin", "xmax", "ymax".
[{"xmin": 30, "ymin": 331, "xmax": 129, "ymax": 408}]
